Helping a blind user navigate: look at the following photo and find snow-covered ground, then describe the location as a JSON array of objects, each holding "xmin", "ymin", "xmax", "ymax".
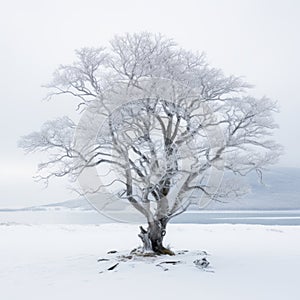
[{"xmin": 1, "ymin": 223, "xmax": 299, "ymax": 300}]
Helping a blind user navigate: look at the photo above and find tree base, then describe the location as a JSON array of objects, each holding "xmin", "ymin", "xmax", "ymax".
[
  {"xmin": 138, "ymin": 224, "xmax": 175, "ymax": 256},
  {"xmin": 130, "ymin": 246, "xmax": 175, "ymax": 257}
]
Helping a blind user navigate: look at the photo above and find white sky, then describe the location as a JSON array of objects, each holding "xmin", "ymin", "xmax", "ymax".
[{"xmin": 0, "ymin": 0, "xmax": 299, "ymax": 208}]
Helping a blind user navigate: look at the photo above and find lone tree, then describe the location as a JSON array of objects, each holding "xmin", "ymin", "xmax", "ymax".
[{"xmin": 19, "ymin": 32, "xmax": 281, "ymax": 255}]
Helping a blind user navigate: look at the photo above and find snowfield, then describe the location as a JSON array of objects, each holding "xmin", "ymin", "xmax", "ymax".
[{"xmin": 1, "ymin": 223, "xmax": 299, "ymax": 300}]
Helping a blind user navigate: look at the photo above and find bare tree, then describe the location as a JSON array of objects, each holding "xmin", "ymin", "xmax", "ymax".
[{"xmin": 19, "ymin": 32, "xmax": 282, "ymax": 255}]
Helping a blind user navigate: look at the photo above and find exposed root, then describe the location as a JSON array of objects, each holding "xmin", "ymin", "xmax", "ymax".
[
  {"xmin": 159, "ymin": 247, "xmax": 175, "ymax": 256},
  {"xmin": 130, "ymin": 246, "xmax": 175, "ymax": 256}
]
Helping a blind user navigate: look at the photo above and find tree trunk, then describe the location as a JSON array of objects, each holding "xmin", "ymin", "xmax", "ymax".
[{"xmin": 138, "ymin": 219, "xmax": 174, "ymax": 255}]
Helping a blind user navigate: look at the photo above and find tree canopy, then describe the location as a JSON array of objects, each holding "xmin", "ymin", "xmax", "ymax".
[{"xmin": 19, "ymin": 32, "xmax": 282, "ymax": 254}]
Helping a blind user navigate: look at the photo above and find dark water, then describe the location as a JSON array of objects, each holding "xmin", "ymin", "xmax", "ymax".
[
  {"xmin": 1, "ymin": 210, "xmax": 300, "ymax": 225},
  {"xmin": 172, "ymin": 210, "xmax": 300, "ymax": 225}
]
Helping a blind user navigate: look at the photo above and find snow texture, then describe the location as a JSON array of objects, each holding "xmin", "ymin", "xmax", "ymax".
[{"xmin": 0, "ymin": 223, "xmax": 299, "ymax": 300}]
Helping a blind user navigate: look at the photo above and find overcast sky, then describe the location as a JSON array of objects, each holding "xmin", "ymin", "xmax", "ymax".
[{"xmin": 1, "ymin": 0, "xmax": 299, "ymax": 208}]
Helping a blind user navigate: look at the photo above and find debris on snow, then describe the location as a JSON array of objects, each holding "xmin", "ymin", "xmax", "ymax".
[
  {"xmin": 107, "ymin": 263, "xmax": 119, "ymax": 271},
  {"xmin": 98, "ymin": 249, "xmax": 211, "ymax": 273},
  {"xmin": 194, "ymin": 258, "xmax": 210, "ymax": 268}
]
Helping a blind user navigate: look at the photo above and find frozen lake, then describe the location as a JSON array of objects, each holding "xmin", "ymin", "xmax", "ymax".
[{"xmin": 1, "ymin": 209, "xmax": 300, "ymax": 225}]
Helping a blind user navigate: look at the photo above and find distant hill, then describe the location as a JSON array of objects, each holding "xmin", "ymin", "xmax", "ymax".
[
  {"xmin": 2, "ymin": 167, "xmax": 300, "ymax": 212},
  {"xmin": 205, "ymin": 167, "xmax": 300, "ymax": 210},
  {"xmin": 34, "ymin": 197, "xmax": 94, "ymax": 211}
]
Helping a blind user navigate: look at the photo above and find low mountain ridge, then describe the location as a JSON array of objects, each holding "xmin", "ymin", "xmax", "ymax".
[{"xmin": 3, "ymin": 167, "xmax": 299, "ymax": 211}]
